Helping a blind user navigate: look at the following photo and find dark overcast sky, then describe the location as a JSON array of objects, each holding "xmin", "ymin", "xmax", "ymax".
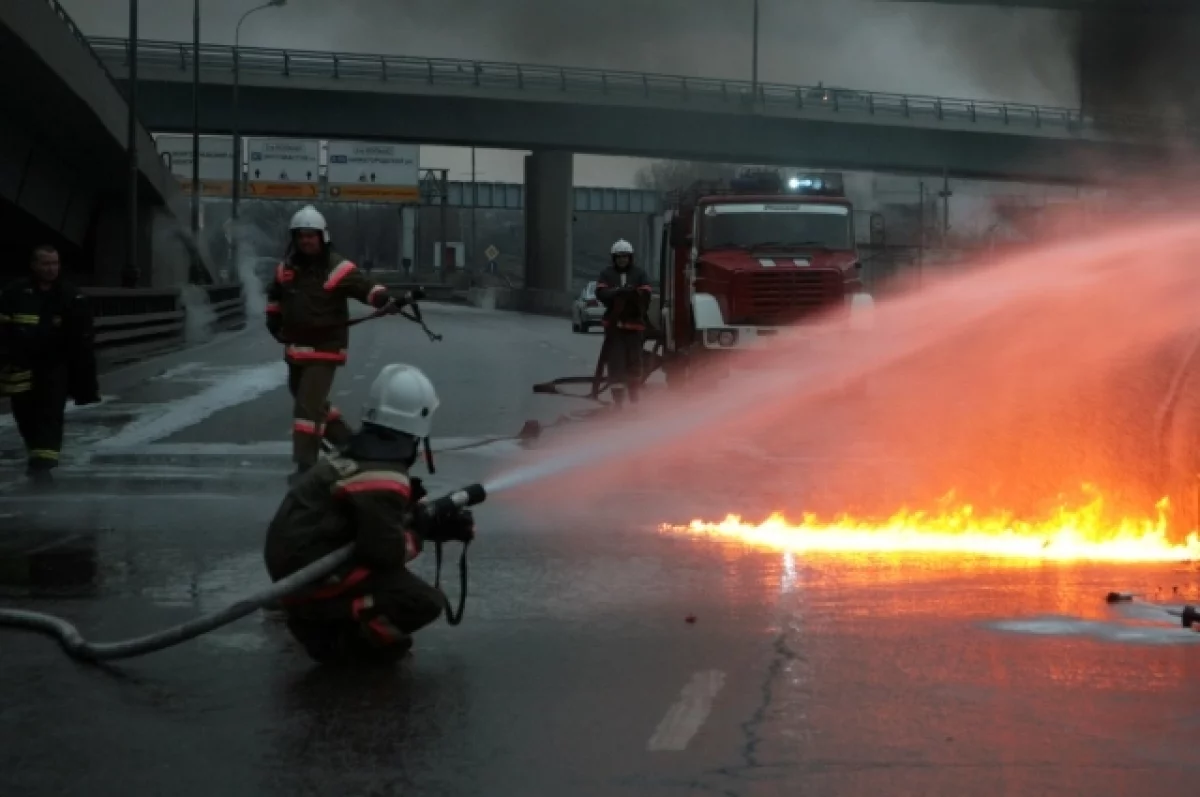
[{"xmin": 66, "ymin": 0, "xmax": 1077, "ymax": 104}]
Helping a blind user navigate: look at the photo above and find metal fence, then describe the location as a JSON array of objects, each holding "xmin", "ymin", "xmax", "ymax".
[
  {"xmin": 85, "ymin": 36, "xmax": 1166, "ymax": 137},
  {"xmin": 86, "ymin": 283, "xmax": 246, "ymax": 368}
]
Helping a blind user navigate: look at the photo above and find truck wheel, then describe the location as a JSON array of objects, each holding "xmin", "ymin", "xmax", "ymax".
[
  {"xmin": 580, "ymin": 322, "xmax": 590, "ymax": 334},
  {"xmin": 571, "ymin": 318, "xmax": 582, "ymax": 333}
]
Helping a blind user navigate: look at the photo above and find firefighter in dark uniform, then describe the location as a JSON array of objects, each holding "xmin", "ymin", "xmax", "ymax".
[
  {"xmin": 595, "ymin": 239, "xmax": 652, "ymax": 408},
  {"xmin": 265, "ymin": 205, "xmax": 423, "ymax": 485},
  {"xmin": 264, "ymin": 363, "xmax": 475, "ymax": 664},
  {"xmin": 0, "ymin": 245, "xmax": 100, "ymax": 485}
]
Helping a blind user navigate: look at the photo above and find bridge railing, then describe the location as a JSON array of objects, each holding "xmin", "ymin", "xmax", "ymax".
[{"xmin": 88, "ymin": 36, "xmax": 1163, "ymax": 136}]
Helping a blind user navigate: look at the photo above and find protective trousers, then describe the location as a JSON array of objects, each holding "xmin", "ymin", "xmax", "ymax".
[
  {"xmin": 284, "ymin": 566, "xmax": 446, "ymax": 664},
  {"xmin": 604, "ymin": 329, "xmax": 644, "ymax": 406},
  {"xmin": 9, "ymin": 366, "xmax": 68, "ymax": 471},
  {"xmin": 287, "ymin": 362, "xmax": 353, "ymax": 466}
]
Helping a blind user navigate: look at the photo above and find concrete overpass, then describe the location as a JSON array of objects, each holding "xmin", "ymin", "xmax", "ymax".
[
  {"xmin": 93, "ymin": 37, "xmax": 1175, "ymax": 187},
  {"xmin": 0, "ymin": 1, "xmax": 193, "ymax": 287}
]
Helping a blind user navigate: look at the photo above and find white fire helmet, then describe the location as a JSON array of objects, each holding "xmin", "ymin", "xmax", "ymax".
[
  {"xmin": 290, "ymin": 205, "xmax": 330, "ymax": 243},
  {"xmin": 611, "ymin": 239, "xmax": 634, "ymax": 256},
  {"xmin": 361, "ymin": 364, "xmax": 440, "ymax": 440}
]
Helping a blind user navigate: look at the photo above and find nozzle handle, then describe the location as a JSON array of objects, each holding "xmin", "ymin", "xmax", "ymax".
[{"xmin": 426, "ymin": 483, "xmax": 488, "ymax": 517}]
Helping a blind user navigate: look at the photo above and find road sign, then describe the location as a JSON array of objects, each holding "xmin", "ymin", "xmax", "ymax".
[
  {"xmin": 155, "ymin": 134, "xmax": 234, "ymax": 197},
  {"xmin": 246, "ymin": 138, "xmax": 320, "ymax": 199},
  {"xmin": 484, "ymin": 245, "xmax": 500, "ymax": 261},
  {"xmin": 327, "ymin": 141, "xmax": 420, "ymax": 203}
]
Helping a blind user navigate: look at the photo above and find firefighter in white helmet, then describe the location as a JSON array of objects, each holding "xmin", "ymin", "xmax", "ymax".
[
  {"xmin": 265, "ymin": 205, "xmax": 424, "ymax": 485},
  {"xmin": 595, "ymin": 238, "xmax": 652, "ymax": 408},
  {"xmin": 264, "ymin": 363, "xmax": 475, "ymax": 664}
]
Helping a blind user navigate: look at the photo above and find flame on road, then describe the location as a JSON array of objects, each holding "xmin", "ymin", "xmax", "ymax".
[{"xmin": 661, "ymin": 487, "xmax": 1200, "ymax": 563}]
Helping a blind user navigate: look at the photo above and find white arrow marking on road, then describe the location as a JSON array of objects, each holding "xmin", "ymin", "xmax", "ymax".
[{"xmin": 647, "ymin": 670, "xmax": 726, "ymax": 752}]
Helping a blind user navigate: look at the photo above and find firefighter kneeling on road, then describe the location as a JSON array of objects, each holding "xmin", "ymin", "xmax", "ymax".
[
  {"xmin": 266, "ymin": 205, "xmax": 424, "ymax": 485},
  {"xmin": 0, "ymin": 245, "xmax": 100, "ymax": 487},
  {"xmin": 596, "ymin": 239, "xmax": 652, "ymax": 408},
  {"xmin": 264, "ymin": 363, "xmax": 474, "ymax": 665}
]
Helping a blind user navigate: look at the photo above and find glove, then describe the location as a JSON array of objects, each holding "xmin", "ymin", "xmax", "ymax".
[
  {"xmin": 429, "ymin": 507, "xmax": 476, "ymax": 544},
  {"xmin": 410, "ymin": 476, "xmax": 429, "ymax": 504}
]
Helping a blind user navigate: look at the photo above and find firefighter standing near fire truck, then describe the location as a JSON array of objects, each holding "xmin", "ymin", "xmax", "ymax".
[
  {"xmin": 266, "ymin": 206, "xmax": 423, "ymax": 484},
  {"xmin": 0, "ymin": 245, "xmax": 100, "ymax": 486},
  {"xmin": 595, "ymin": 239, "xmax": 652, "ymax": 408}
]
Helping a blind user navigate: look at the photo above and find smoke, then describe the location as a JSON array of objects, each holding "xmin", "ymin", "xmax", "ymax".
[{"xmin": 64, "ymin": 0, "xmax": 1078, "ymax": 105}]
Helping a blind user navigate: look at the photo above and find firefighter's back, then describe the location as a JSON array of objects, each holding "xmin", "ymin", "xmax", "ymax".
[{"xmin": 263, "ymin": 456, "xmax": 356, "ymax": 580}]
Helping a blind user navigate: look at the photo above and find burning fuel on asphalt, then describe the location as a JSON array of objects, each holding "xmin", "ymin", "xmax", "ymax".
[{"xmin": 492, "ymin": 202, "xmax": 1200, "ymax": 565}]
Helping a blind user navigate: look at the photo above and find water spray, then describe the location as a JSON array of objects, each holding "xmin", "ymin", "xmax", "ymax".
[{"xmin": 0, "ymin": 484, "xmax": 487, "ymax": 663}]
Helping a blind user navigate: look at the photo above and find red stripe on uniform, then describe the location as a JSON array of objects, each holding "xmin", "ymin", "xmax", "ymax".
[
  {"xmin": 334, "ymin": 480, "xmax": 412, "ymax": 498},
  {"xmin": 367, "ymin": 285, "xmax": 388, "ymax": 306},
  {"xmin": 286, "ymin": 349, "xmax": 347, "ymax": 364},
  {"xmin": 324, "ymin": 261, "xmax": 357, "ymax": 291},
  {"xmin": 266, "ymin": 302, "xmax": 281, "ymax": 313},
  {"xmin": 294, "ymin": 419, "xmax": 319, "ymax": 434}
]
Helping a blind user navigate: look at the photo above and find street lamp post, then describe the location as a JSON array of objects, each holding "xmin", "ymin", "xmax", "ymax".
[
  {"xmin": 191, "ymin": 0, "xmax": 201, "ymax": 239},
  {"xmin": 230, "ymin": 0, "xmax": 287, "ymax": 265},
  {"xmin": 124, "ymin": 0, "xmax": 140, "ymax": 287},
  {"xmin": 750, "ymin": 0, "xmax": 760, "ymax": 105}
]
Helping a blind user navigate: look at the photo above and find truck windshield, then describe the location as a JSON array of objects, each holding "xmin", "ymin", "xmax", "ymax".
[{"xmin": 700, "ymin": 202, "xmax": 852, "ymax": 251}]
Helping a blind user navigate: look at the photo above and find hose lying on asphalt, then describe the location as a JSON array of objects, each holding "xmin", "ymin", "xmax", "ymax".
[{"xmin": 0, "ymin": 484, "xmax": 487, "ymax": 663}]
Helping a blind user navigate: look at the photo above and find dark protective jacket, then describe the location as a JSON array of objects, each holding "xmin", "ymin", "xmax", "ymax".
[
  {"xmin": 265, "ymin": 249, "xmax": 392, "ymax": 366},
  {"xmin": 0, "ymin": 277, "xmax": 99, "ymax": 402},
  {"xmin": 596, "ymin": 265, "xmax": 653, "ymax": 331},
  {"xmin": 264, "ymin": 453, "xmax": 425, "ymax": 584}
]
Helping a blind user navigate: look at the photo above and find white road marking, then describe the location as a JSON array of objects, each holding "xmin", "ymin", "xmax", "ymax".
[
  {"xmin": 92, "ymin": 362, "xmax": 288, "ymax": 449},
  {"xmin": 647, "ymin": 670, "xmax": 727, "ymax": 752}
]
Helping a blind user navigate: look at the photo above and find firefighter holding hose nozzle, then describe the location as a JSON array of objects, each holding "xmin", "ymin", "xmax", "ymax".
[
  {"xmin": 266, "ymin": 206, "xmax": 425, "ymax": 485},
  {"xmin": 264, "ymin": 363, "xmax": 476, "ymax": 665},
  {"xmin": 596, "ymin": 239, "xmax": 652, "ymax": 409}
]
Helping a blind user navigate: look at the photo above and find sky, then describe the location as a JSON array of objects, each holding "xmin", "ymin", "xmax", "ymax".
[{"xmin": 63, "ymin": 0, "xmax": 1080, "ymax": 186}]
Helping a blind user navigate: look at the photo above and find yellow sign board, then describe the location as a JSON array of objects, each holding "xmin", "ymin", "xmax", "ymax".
[
  {"xmin": 247, "ymin": 182, "xmax": 321, "ymax": 199},
  {"xmin": 328, "ymin": 184, "xmax": 420, "ymax": 203},
  {"xmin": 176, "ymin": 178, "xmax": 233, "ymax": 197}
]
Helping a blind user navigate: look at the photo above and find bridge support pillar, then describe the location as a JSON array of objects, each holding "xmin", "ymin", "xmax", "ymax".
[
  {"xmin": 91, "ymin": 198, "xmax": 158, "ymax": 287},
  {"xmin": 523, "ymin": 150, "xmax": 573, "ymax": 292}
]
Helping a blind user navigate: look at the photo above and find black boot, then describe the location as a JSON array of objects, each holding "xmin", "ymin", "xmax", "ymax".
[
  {"xmin": 26, "ymin": 466, "xmax": 54, "ymax": 490},
  {"xmin": 287, "ymin": 462, "xmax": 313, "ymax": 487}
]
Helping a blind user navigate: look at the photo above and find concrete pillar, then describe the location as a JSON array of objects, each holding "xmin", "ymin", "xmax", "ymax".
[{"xmin": 523, "ymin": 150, "xmax": 573, "ymax": 292}]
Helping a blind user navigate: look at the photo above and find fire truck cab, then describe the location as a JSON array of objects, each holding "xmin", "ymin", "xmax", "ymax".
[{"xmin": 648, "ymin": 169, "xmax": 874, "ymax": 384}]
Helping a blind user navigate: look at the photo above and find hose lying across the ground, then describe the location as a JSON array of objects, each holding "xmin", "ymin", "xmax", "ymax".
[{"xmin": 0, "ymin": 484, "xmax": 487, "ymax": 663}]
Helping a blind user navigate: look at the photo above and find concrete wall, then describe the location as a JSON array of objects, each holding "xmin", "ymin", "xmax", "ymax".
[{"xmin": 0, "ymin": 0, "xmax": 176, "ymax": 203}]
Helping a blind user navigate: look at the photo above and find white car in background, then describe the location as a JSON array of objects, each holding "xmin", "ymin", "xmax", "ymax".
[{"xmin": 570, "ymin": 281, "xmax": 604, "ymax": 334}]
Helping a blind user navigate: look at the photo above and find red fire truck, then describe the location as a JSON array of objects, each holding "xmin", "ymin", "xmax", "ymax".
[
  {"xmin": 535, "ymin": 169, "xmax": 874, "ymax": 400},
  {"xmin": 648, "ymin": 169, "xmax": 874, "ymax": 386}
]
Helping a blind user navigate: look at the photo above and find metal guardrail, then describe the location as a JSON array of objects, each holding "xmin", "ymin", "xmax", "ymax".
[
  {"xmin": 83, "ymin": 284, "xmax": 247, "ymax": 367},
  {"xmin": 86, "ymin": 36, "xmax": 1170, "ymax": 138},
  {"xmin": 205, "ymin": 285, "xmax": 246, "ymax": 332},
  {"xmin": 44, "ymin": 0, "xmax": 122, "ymax": 87}
]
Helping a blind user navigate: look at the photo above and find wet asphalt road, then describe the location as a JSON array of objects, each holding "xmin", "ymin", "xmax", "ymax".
[{"xmin": 1, "ymin": 303, "xmax": 1199, "ymax": 796}]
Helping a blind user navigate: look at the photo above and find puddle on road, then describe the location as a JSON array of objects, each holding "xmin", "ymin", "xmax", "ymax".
[
  {"xmin": 0, "ymin": 530, "xmax": 100, "ymax": 597},
  {"xmin": 988, "ymin": 611, "xmax": 1200, "ymax": 646}
]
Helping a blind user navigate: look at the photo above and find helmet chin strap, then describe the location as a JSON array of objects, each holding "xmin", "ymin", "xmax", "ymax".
[{"xmin": 423, "ymin": 437, "xmax": 436, "ymax": 474}]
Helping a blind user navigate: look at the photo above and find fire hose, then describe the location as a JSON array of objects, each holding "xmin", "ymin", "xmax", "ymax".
[
  {"xmin": 1104, "ymin": 591, "xmax": 1200, "ymax": 629},
  {"xmin": 343, "ymin": 291, "xmax": 443, "ymax": 342},
  {"xmin": 0, "ymin": 484, "xmax": 486, "ymax": 663}
]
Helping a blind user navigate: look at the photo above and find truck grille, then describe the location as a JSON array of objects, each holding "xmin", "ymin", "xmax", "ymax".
[{"xmin": 744, "ymin": 270, "xmax": 844, "ymax": 324}]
